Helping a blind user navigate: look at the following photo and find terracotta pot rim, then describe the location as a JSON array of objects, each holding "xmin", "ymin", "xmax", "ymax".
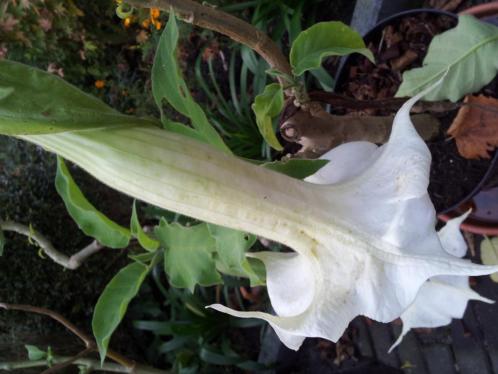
[
  {"xmin": 459, "ymin": 1, "xmax": 498, "ymax": 18},
  {"xmin": 438, "ymin": 212, "xmax": 498, "ymax": 236}
]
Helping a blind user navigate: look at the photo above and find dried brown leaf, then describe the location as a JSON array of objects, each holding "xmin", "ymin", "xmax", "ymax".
[{"xmin": 447, "ymin": 95, "xmax": 498, "ymax": 159}]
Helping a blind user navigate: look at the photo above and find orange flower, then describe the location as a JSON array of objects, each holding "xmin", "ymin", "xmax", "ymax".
[
  {"xmin": 94, "ymin": 80, "xmax": 105, "ymax": 89},
  {"xmin": 123, "ymin": 17, "xmax": 132, "ymax": 28},
  {"xmin": 150, "ymin": 8, "xmax": 160, "ymax": 19},
  {"xmin": 141, "ymin": 19, "xmax": 150, "ymax": 28},
  {"xmin": 154, "ymin": 21, "xmax": 162, "ymax": 30}
]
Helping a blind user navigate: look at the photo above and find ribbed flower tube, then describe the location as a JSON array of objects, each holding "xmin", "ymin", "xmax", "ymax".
[{"xmin": 21, "ymin": 126, "xmax": 329, "ymax": 253}]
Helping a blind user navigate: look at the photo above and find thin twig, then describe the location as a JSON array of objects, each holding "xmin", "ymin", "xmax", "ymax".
[
  {"xmin": 125, "ymin": 0, "xmax": 292, "ymax": 79},
  {"xmin": 0, "ymin": 303, "xmax": 166, "ymax": 372},
  {"xmin": 0, "ymin": 220, "xmax": 104, "ymax": 269},
  {"xmin": 0, "ymin": 303, "xmax": 94, "ymax": 347}
]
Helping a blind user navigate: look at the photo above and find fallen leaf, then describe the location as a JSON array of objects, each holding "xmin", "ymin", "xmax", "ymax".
[{"xmin": 447, "ymin": 95, "xmax": 498, "ymax": 159}]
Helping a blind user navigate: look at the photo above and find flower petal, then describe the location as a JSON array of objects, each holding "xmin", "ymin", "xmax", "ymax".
[
  {"xmin": 438, "ymin": 210, "xmax": 471, "ymax": 258},
  {"xmin": 318, "ymin": 92, "xmax": 433, "ymax": 249},
  {"xmin": 248, "ymin": 251, "xmax": 315, "ymax": 316},
  {"xmin": 208, "ymin": 251, "xmax": 315, "ymax": 350},
  {"xmin": 304, "ymin": 141, "xmax": 379, "ymax": 185},
  {"xmin": 388, "ymin": 277, "xmax": 493, "ymax": 353},
  {"xmin": 207, "ymin": 303, "xmax": 307, "ymax": 350},
  {"xmin": 389, "ymin": 213, "xmax": 492, "ymax": 352},
  {"xmin": 210, "ymin": 235, "xmax": 497, "ymax": 351}
]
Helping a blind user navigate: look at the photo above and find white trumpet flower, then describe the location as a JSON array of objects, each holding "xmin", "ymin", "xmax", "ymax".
[
  {"xmin": 19, "ymin": 81, "xmax": 498, "ymax": 351},
  {"xmin": 207, "ymin": 87, "xmax": 498, "ymax": 350}
]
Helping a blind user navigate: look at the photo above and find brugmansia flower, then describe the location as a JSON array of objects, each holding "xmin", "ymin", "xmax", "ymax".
[
  {"xmin": 5, "ymin": 60, "xmax": 497, "ymax": 351},
  {"xmin": 388, "ymin": 212, "xmax": 493, "ymax": 352},
  {"xmin": 207, "ymin": 87, "xmax": 498, "ymax": 350}
]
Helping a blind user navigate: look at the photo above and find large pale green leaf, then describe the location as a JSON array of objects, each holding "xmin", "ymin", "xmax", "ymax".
[
  {"xmin": 155, "ymin": 219, "xmax": 222, "ymax": 292},
  {"xmin": 92, "ymin": 262, "xmax": 149, "ymax": 363},
  {"xmin": 131, "ymin": 201, "xmax": 159, "ymax": 252},
  {"xmin": 396, "ymin": 15, "xmax": 498, "ymax": 102},
  {"xmin": 262, "ymin": 159, "xmax": 329, "ymax": 179},
  {"xmin": 152, "ymin": 12, "xmax": 230, "ymax": 154},
  {"xmin": 290, "ymin": 21, "xmax": 374, "ymax": 76},
  {"xmin": 0, "ymin": 60, "xmax": 156, "ymax": 135},
  {"xmin": 55, "ymin": 157, "xmax": 131, "ymax": 248},
  {"xmin": 481, "ymin": 237, "xmax": 498, "ymax": 282},
  {"xmin": 207, "ymin": 224, "xmax": 262, "ymax": 285},
  {"xmin": 251, "ymin": 83, "xmax": 284, "ymax": 151}
]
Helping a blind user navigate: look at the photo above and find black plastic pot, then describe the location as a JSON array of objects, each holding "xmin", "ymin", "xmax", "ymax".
[
  {"xmin": 334, "ymin": 8, "xmax": 456, "ymax": 93},
  {"xmin": 333, "ymin": 8, "xmax": 498, "ymax": 232}
]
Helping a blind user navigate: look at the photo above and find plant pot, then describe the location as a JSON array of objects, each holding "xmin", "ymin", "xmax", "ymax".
[{"xmin": 333, "ymin": 8, "xmax": 498, "ymax": 235}]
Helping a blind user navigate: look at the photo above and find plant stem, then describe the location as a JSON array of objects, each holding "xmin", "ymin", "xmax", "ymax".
[
  {"xmin": 0, "ymin": 220, "xmax": 104, "ymax": 269},
  {"xmin": 0, "ymin": 357, "xmax": 167, "ymax": 373},
  {"xmin": 0, "ymin": 303, "xmax": 144, "ymax": 371},
  {"xmin": 125, "ymin": 0, "xmax": 292, "ymax": 78},
  {"xmin": 41, "ymin": 347, "xmax": 93, "ymax": 374},
  {"xmin": 0, "ymin": 303, "xmax": 94, "ymax": 347},
  {"xmin": 280, "ymin": 109, "xmax": 440, "ymax": 157}
]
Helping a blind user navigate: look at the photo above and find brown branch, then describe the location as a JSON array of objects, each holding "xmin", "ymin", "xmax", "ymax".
[
  {"xmin": 125, "ymin": 0, "xmax": 292, "ymax": 79},
  {"xmin": 0, "ymin": 220, "xmax": 104, "ymax": 269},
  {"xmin": 281, "ymin": 107, "xmax": 440, "ymax": 158},
  {"xmin": 0, "ymin": 303, "xmax": 139, "ymax": 371},
  {"xmin": 0, "ymin": 303, "xmax": 94, "ymax": 347}
]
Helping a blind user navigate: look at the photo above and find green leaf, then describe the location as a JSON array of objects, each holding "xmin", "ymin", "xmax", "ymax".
[
  {"xmin": 481, "ymin": 237, "xmax": 498, "ymax": 282},
  {"xmin": 55, "ymin": 157, "xmax": 131, "ymax": 248},
  {"xmin": 396, "ymin": 15, "xmax": 498, "ymax": 102},
  {"xmin": 290, "ymin": 21, "xmax": 374, "ymax": 76},
  {"xmin": 155, "ymin": 219, "xmax": 222, "ymax": 292},
  {"xmin": 163, "ymin": 120, "xmax": 210, "ymax": 144},
  {"xmin": 207, "ymin": 224, "xmax": 261, "ymax": 285},
  {"xmin": 25, "ymin": 345, "xmax": 47, "ymax": 361},
  {"xmin": 129, "ymin": 251, "xmax": 157, "ymax": 264},
  {"xmin": 152, "ymin": 12, "xmax": 230, "ymax": 154},
  {"xmin": 0, "ymin": 60, "xmax": 156, "ymax": 135},
  {"xmin": 309, "ymin": 67, "xmax": 335, "ymax": 92},
  {"xmin": 0, "ymin": 228, "xmax": 5, "ymax": 256},
  {"xmin": 251, "ymin": 83, "xmax": 284, "ymax": 151},
  {"xmin": 131, "ymin": 201, "xmax": 159, "ymax": 252},
  {"xmin": 92, "ymin": 262, "xmax": 149, "ymax": 363},
  {"xmin": 262, "ymin": 158, "xmax": 329, "ymax": 179}
]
